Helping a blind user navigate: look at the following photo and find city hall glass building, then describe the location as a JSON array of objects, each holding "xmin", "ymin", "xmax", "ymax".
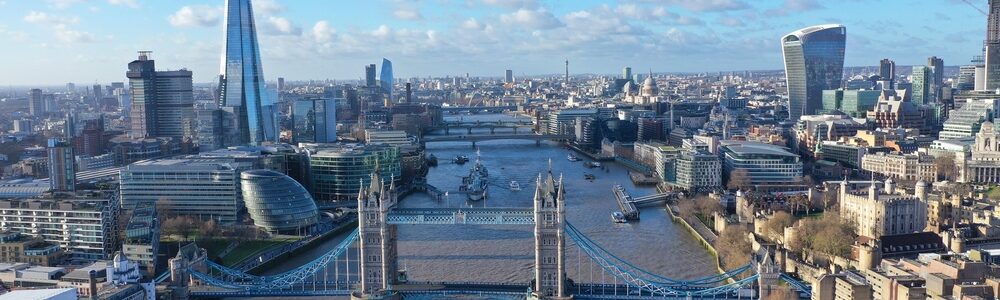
[
  {"xmin": 240, "ymin": 169, "xmax": 318, "ymax": 234},
  {"xmin": 782, "ymin": 24, "xmax": 846, "ymax": 122}
]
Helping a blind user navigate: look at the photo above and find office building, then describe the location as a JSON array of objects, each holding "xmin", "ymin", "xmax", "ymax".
[
  {"xmin": 867, "ymin": 93, "xmax": 929, "ymax": 133},
  {"xmin": 29, "ymin": 89, "xmax": 45, "ymax": 116},
  {"xmin": 781, "ymin": 24, "xmax": 847, "ymax": 122},
  {"xmin": 813, "ymin": 271, "xmax": 874, "ymax": 300},
  {"xmin": 13, "ymin": 119, "xmax": 32, "ymax": 134},
  {"xmin": 987, "ymin": 0, "xmax": 1000, "ymax": 90},
  {"xmin": 505, "ymin": 69, "xmax": 513, "ymax": 84},
  {"xmin": 793, "ymin": 114, "xmax": 866, "ymax": 155},
  {"xmin": 719, "ymin": 141, "xmax": 803, "ymax": 185},
  {"xmin": 959, "ymin": 65, "xmax": 978, "ymax": 91},
  {"xmin": 879, "ymin": 59, "xmax": 895, "ymax": 88},
  {"xmin": 240, "ymin": 169, "xmax": 318, "ymax": 234},
  {"xmin": 838, "ymin": 179, "xmax": 928, "ymax": 238},
  {"xmin": 548, "ymin": 109, "xmax": 597, "ymax": 135},
  {"xmin": 0, "ymin": 231, "xmax": 66, "ymax": 266},
  {"xmin": 380, "ymin": 58, "xmax": 393, "ymax": 100},
  {"xmin": 0, "ymin": 192, "xmax": 121, "ymax": 260},
  {"xmin": 122, "ymin": 202, "xmax": 158, "ymax": 277},
  {"xmin": 219, "ymin": 0, "xmax": 275, "ymax": 145},
  {"xmin": 821, "ymin": 89, "xmax": 880, "ymax": 117},
  {"xmin": 622, "ymin": 67, "xmax": 632, "ymax": 81},
  {"xmin": 862, "ymin": 152, "xmax": 936, "ymax": 182},
  {"xmin": 940, "ymin": 99, "xmax": 999, "ymax": 140},
  {"xmin": 365, "ymin": 64, "xmax": 377, "ymax": 87},
  {"xmin": 119, "ymin": 157, "xmax": 244, "ymax": 223},
  {"xmin": 911, "ymin": 66, "xmax": 932, "ymax": 105},
  {"xmin": 818, "ymin": 141, "xmax": 866, "ymax": 168},
  {"xmin": 928, "ymin": 56, "xmax": 944, "ymax": 101},
  {"xmin": 674, "ymin": 149, "xmax": 721, "ymax": 191},
  {"xmin": 47, "ymin": 139, "xmax": 75, "ymax": 192},
  {"xmin": 305, "ymin": 144, "xmax": 401, "ymax": 203},
  {"xmin": 126, "ymin": 52, "xmax": 194, "ymax": 141},
  {"xmin": 365, "ymin": 130, "xmax": 414, "ymax": 147},
  {"xmin": 292, "ymin": 98, "xmax": 337, "ymax": 144}
]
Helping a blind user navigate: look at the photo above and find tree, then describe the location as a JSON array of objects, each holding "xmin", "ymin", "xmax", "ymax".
[
  {"xmin": 695, "ymin": 196, "xmax": 723, "ymax": 218},
  {"xmin": 792, "ymin": 213, "xmax": 856, "ymax": 258},
  {"xmin": 935, "ymin": 154, "xmax": 957, "ymax": 182},
  {"xmin": 727, "ymin": 168, "xmax": 752, "ymax": 191},
  {"xmin": 161, "ymin": 216, "xmax": 198, "ymax": 241},
  {"xmin": 765, "ymin": 212, "xmax": 795, "ymax": 242},
  {"xmin": 677, "ymin": 199, "xmax": 697, "ymax": 219},
  {"xmin": 715, "ymin": 227, "xmax": 751, "ymax": 273}
]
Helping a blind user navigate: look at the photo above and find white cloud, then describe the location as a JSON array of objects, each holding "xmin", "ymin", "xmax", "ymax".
[
  {"xmin": 312, "ymin": 21, "xmax": 335, "ymax": 43},
  {"xmin": 499, "ymin": 8, "xmax": 562, "ymax": 30},
  {"xmin": 262, "ymin": 16, "xmax": 301, "ymax": 35},
  {"xmin": 393, "ymin": 9, "xmax": 423, "ymax": 21},
  {"xmin": 107, "ymin": 0, "xmax": 138, "ymax": 8},
  {"xmin": 23, "ymin": 11, "xmax": 79, "ymax": 25},
  {"xmin": 53, "ymin": 24, "xmax": 95, "ymax": 43},
  {"xmin": 167, "ymin": 5, "xmax": 222, "ymax": 28},
  {"xmin": 46, "ymin": 0, "xmax": 86, "ymax": 9},
  {"xmin": 481, "ymin": 0, "xmax": 537, "ymax": 9},
  {"xmin": 254, "ymin": 0, "xmax": 285, "ymax": 15}
]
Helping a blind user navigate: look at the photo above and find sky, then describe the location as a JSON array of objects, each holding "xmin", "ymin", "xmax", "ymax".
[{"xmin": 0, "ymin": 0, "xmax": 989, "ymax": 85}]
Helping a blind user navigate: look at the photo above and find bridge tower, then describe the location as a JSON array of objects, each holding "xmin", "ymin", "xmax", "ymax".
[
  {"xmin": 531, "ymin": 170, "xmax": 571, "ymax": 299},
  {"xmin": 353, "ymin": 170, "xmax": 400, "ymax": 300},
  {"xmin": 756, "ymin": 247, "xmax": 781, "ymax": 299}
]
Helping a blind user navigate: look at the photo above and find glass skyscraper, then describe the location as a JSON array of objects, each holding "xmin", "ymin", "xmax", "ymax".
[
  {"xmin": 219, "ymin": 0, "xmax": 274, "ymax": 146},
  {"xmin": 781, "ymin": 24, "xmax": 846, "ymax": 122},
  {"xmin": 380, "ymin": 58, "xmax": 393, "ymax": 100}
]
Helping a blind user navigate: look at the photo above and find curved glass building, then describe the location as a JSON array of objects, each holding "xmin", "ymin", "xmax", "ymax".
[
  {"xmin": 220, "ymin": 0, "xmax": 275, "ymax": 146},
  {"xmin": 782, "ymin": 24, "xmax": 846, "ymax": 122},
  {"xmin": 380, "ymin": 58, "xmax": 393, "ymax": 99},
  {"xmin": 240, "ymin": 169, "xmax": 318, "ymax": 234},
  {"xmin": 307, "ymin": 144, "xmax": 401, "ymax": 202}
]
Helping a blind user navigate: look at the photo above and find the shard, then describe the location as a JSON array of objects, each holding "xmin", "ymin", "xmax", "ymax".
[{"xmin": 218, "ymin": 0, "xmax": 275, "ymax": 145}]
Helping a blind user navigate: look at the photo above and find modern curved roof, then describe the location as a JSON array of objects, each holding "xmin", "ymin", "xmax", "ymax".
[{"xmin": 783, "ymin": 24, "xmax": 845, "ymax": 39}]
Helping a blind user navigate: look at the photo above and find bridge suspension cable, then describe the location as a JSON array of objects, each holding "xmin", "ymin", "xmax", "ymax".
[
  {"xmin": 190, "ymin": 229, "xmax": 360, "ymax": 291},
  {"xmin": 565, "ymin": 221, "xmax": 757, "ymax": 297}
]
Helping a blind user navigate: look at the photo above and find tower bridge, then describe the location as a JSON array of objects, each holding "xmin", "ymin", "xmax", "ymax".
[{"xmin": 166, "ymin": 167, "xmax": 810, "ymax": 299}]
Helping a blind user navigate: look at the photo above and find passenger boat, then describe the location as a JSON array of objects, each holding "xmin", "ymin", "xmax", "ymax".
[
  {"xmin": 454, "ymin": 155, "xmax": 469, "ymax": 164},
  {"xmin": 567, "ymin": 154, "xmax": 581, "ymax": 162},
  {"xmin": 584, "ymin": 174, "xmax": 595, "ymax": 180},
  {"xmin": 611, "ymin": 211, "xmax": 627, "ymax": 223},
  {"xmin": 509, "ymin": 180, "xmax": 521, "ymax": 191}
]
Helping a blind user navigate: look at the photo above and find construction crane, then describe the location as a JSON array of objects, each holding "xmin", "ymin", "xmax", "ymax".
[{"xmin": 962, "ymin": 0, "xmax": 988, "ymax": 16}]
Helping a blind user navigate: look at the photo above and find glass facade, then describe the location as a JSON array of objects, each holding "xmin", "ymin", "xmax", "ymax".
[
  {"xmin": 380, "ymin": 58, "xmax": 393, "ymax": 99},
  {"xmin": 220, "ymin": 0, "xmax": 273, "ymax": 145},
  {"xmin": 241, "ymin": 169, "xmax": 318, "ymax": 233},
  {"xmin": 292, "ymin": 98, "xmax": 337, "ymax": 144},
  {"xmin": 911, "ymin": 66, "xmax": 931, "ymax": 105},
  {"xmin": 782, "ymin": 24, "xmax": 846, "ymax": 122},
  {"xmin": 308, "ymin": 144, "xmax": 401, "ymax": 202}
]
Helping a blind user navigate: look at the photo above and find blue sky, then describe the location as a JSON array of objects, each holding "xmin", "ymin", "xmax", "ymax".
[{"xmin": 0, "ymin": 0, "xmax": 988, "ymax": 85}]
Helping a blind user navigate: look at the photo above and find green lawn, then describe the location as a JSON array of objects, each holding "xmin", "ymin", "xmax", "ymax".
[
  {"xmin": 179, "ymin": 236, "xmax": 302, "ymax": 267},
  {"xmin": 198, "ymin": 239, "xmax": 232, "ymax": 259}
]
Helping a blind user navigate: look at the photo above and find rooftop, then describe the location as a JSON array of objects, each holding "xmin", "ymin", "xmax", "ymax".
[{"xmin": 720, "ymin": 141, "xmax": 797, "ymax": 157}]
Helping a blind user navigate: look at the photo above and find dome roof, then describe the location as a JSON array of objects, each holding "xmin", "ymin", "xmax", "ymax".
[{"xmin": 640, "ymin": 73, "xmax": 658, "ymax": 96}]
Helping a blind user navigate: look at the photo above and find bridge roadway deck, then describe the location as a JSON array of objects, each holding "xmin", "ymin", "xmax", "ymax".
[
  {"xmin": 613, "ymin": 185, "xmax": 640, "ymax": 220},
  {"xmin": 387, "ymin": 207, "xmax": 535, "ymax": 225},
  {"xmin": 189, "ymin": 282, "xmax": 758, "ymax": 299},
  {"xmin": 421, "ymin": 133, "xmax": 574, "ymax": 143}
]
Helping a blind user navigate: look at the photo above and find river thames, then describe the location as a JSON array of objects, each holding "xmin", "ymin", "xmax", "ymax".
[{"xmin": 256, "ymin": 113, "xmax": 717, "ymax": 298}]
